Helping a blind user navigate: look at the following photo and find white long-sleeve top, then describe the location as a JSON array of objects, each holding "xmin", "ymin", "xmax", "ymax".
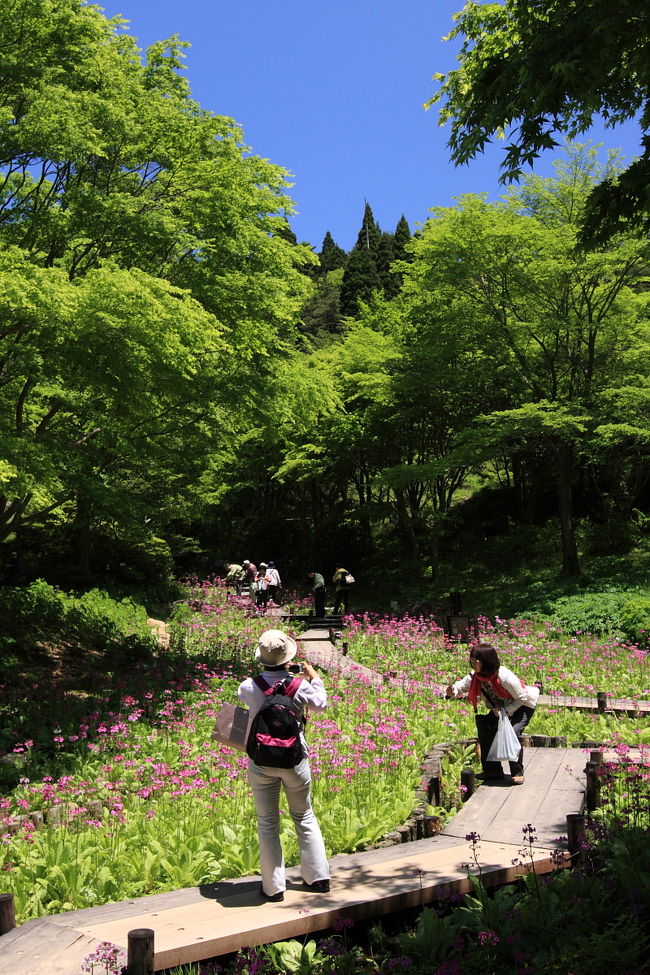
[
  {"xmin": 237, "ymin": 669, "xmax": 327, "ymax": 756},
  {"xmin": 450, "ymin": 665, "xmax": 540, "ymax": 717}
]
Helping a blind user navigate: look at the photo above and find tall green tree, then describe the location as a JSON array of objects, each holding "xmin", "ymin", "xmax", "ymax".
[
  {"xmin": 353, "ymin": 202, "xmax": 382, "ymax": 253},
  {"xmin": 300, "ymin": 268, "xmax": 344, "ymax": 337},
  {"xmin": 318, "ymin": 231, "xmax": 348, "ymax": 274},
  {"xmin": 428, "ymin": 0, "xmax": 650, "ymax": 245},
  {"xmin": 393, "ymin": 215, "xmax": 412, "ymax": 262},
  {"xmin": 339, "ymin": 245, "xmax": 382, "ymax": 317},
  {"xmin": 0, "ymin": 0, "xmax": 314, "ymax": 553},
  {"xmin": 375, "ymin": 233, "xmax": 398, "ymax": 297},
  {"xmin": 401, "ymin": 148, "xmax": 649, "ymax": 575}
]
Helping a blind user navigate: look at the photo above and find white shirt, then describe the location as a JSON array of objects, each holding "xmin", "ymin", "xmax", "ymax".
[
  {"xmin": 266, "ymin": 568, "xmax": 281, "ymax": 586},
  {"xmin": 451, "ymin": 665, "xmax": 540, "ymax": 717},
  {"xmin": 237, "ymin": 669, "xmax": 327, "ymax": 755}
]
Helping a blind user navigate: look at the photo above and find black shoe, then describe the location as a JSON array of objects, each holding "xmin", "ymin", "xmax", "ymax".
[
  {"xmin": 302, "ymin": 878, "xmax": 330, "ymax": 893},
  {"xmin": 476, "ymin": 771, "xmax": 505, "ymax": 782},
  {"xmin": 259, "ymin": 884, "xmax": 284, "ymax": 902}
]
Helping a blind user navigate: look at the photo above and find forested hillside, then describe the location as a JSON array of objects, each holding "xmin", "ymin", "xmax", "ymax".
[{"xmin": 0, "ymin": 0, "xmax": 648, "ymax": 602}]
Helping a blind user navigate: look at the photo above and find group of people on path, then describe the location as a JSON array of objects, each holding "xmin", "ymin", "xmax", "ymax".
[
  {"xmin": 226, "ymin": 559, "xmax": 354, "ymax": 617},
  {"xmin": 225, "ymin": 560, "xmax": 281, "ymax": 607},
  {"xmin": 238, "ymin": 626, "xmax": 538, "ymax": 902}
]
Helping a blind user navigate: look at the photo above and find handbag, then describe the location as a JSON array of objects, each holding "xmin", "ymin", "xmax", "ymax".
[
  {"xmin": 486, "ymin": 708, "xmax": 521, "ymax": 762},
  {"xmin": 212, "ymin": 701, "xmax": 251, "ymax": 751}
]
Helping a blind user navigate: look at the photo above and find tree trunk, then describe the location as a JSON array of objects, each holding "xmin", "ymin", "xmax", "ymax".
[
  {"xmin": 395, "ymin": 489, "xmax": 420, "ymax": 570},
  {"xmin": 429, "ymin": 529, "xmax": 440, "ymax": 580},
  {"xmin": 73, "ymin": 492, "xmax": 92, "ymax": 577},
  {"xmin": 0, "ymin": 494, "xmax": 32, "ymax": 543},
  {"xmin": 557, "ymin": 442, "xmax": 580, "ymax": 577}
]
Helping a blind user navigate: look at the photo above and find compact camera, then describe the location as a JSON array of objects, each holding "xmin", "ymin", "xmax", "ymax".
[{"xmin": 288, "ymin": 663, "xmax": 302, "ymax": 674}]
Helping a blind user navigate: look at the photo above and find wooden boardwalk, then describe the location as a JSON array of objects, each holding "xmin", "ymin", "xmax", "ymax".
[
  {"xmin": 0, "ymin": 742, "xmax": 585, "ymax": 974},
  {"xmin": 0, "ymin": 628, "xmax": 642, "ymax": 975},
  {"xmin": 537, "ymin": 692, "xmax": 650, "ymax": 715}
]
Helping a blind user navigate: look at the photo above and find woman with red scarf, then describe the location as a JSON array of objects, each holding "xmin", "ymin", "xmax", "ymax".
[{"xmin": 446, "ymin": 644, "xmax": 540, "ymax": 785}]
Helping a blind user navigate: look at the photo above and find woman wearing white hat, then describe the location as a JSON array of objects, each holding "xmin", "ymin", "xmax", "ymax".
[{"xmin": 237, "ymin": 629, "xmax": 331, "ymax": 901}]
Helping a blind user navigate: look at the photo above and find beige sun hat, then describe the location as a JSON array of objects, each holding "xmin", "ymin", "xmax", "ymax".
[{"xmin": 255, "ymin": 629, "xmax": 298, "ymax": 666}]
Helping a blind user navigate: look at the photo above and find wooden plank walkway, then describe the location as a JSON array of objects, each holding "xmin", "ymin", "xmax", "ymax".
[
  {"xmin": 0, "ymin": 628, "xmax": 642, "ymax": 975},
  {"xmin": 444, "ymin": 748, "xmax": 586, "ymax": 847},
  {"xmin": 1, "ymin": 764, "xmax": 579, "ymax": 975},
  {"xmin": 537, "ymin": 692, "xmax": 650, "ymax": 715}
]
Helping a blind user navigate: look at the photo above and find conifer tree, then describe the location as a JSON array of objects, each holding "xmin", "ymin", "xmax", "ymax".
[
  {"xmin": 339, "ymin": 245, "xmax": 382, "ymax": 316},
  {"xmin": 318, "ymin": 231, "xmax": 348, "ymax": 274},
  {"xmin": 354, "ymin": 202, "xmax": 382, "ymax": 253},
  {"xmin": 375, "ymin": 232, "xmax": 399, "ymax": 298},
  {"xmin": 393, "ymin": 215, "xmax": 412, "ymax": 262}
]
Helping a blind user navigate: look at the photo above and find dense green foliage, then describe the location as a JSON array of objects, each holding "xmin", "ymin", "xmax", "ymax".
[
  {"xmin": 0, "ymin": 579, "xmax": 155, "ymax": 661},
  {"xmin": 241, "ymin": 147, "xmax": 648, "ymax": 585},
  {"xmin": 0, "ymin": 0, "xmax": 313, "ymax": 582},
  {"xmin": 0, "ymin": 1, "xmax": 647, "ymax": 610},
  {"xmin": 427, "ymin": 0, "xmax": 650, "ymax": 245}
]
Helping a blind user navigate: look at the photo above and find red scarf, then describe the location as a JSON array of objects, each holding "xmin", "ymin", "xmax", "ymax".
[{"xmin": 468, "ymin": 671, "xmax": 524, "ymax": 708}]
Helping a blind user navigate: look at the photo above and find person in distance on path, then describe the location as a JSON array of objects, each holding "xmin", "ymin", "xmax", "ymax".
[
  {"xmin": 237, "ymin": 629, "xmax": 331, "ymax": 902},
  {"xmin": 332, "ymin": 563, "xmax": 351, "ymax": 616},
  {"xmin": 265, "ymin": 561, "xmax": 281, "ymax": 604},
  {"xmin": 307, "ymin": 570, "xmax": 326, "ymax": 618},
  {"xmin": 445, "ymin": 644, "xmax": 539, "ymax": 785},
  {"xmin": 225, "ymin": 562, "xmax": 244, "ymax": 597},
  {"xmin": 242, "ymin": 559, "xmax": 257, "ymax": 588}
]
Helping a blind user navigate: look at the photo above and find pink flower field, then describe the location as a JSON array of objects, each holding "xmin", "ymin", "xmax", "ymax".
[{"xmin": 0, "ymin": 579, "xmax": 647, "ymax": 922}]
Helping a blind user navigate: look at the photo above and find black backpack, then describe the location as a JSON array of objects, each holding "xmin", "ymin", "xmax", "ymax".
[{"xmin": 246, "ymin": 675, "xmax": 305, "ymax": 768}]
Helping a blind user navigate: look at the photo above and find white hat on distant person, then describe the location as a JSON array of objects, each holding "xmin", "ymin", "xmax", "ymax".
[{"xmin": 255, "ymin": 629, "xmax": 298, "ymax": 666}]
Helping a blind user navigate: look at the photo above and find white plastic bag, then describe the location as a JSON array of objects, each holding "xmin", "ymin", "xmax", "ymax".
[{"xmin": 486, "ymin": 709, "xmax": 521, "ymax": 762}]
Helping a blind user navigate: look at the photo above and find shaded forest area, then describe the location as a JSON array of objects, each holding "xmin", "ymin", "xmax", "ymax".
[{"xmin": 0, "ymin": 1, "xmax": 648, "ymax": 617}]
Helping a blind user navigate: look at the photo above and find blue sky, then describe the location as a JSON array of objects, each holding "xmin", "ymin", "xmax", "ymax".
[{"xmin": 102, "ymin": 0, "xmax": 643, "ymax": 252}]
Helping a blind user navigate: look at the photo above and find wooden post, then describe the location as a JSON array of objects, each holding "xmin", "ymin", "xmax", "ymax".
[
  {"xmin": 127, "ymin": 928, "xmax": 154, "ymax": 975},
  {"xmin": 566, "ymin": 813, "xmax": 585, "ymax": 867},
  {"xmin": 597, "ymin": 692, "xmax": 608, "ymax": 713},
  {"xmin": 590, "ymin": 749, "xmax": 604, "ymax": 765},
  {"xmin": 461, "ymin": 768, "xmax": 475, "ymax": 801},
  {"xmin": 0, "ymin": 893, "xmax": 15, "ymax": 935},
  {"xmin": 585, "ymin": 761, "xmax": 602, "ymax": 811},
  {"xmin": 425, "ymin": 815, "xmax": 442, "ymax": 836},
  {"xmin": 342, "ymin": 641, "xmax": 349, "ymax": 656},
  {"xmin": 427, "ymin": 775, "xmax": 441, "ymax": 806}
]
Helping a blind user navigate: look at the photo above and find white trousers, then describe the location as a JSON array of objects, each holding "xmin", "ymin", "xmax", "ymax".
[{"xmin": 247, "ymin": 757, "xmax": 330, "ymax": 896}]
